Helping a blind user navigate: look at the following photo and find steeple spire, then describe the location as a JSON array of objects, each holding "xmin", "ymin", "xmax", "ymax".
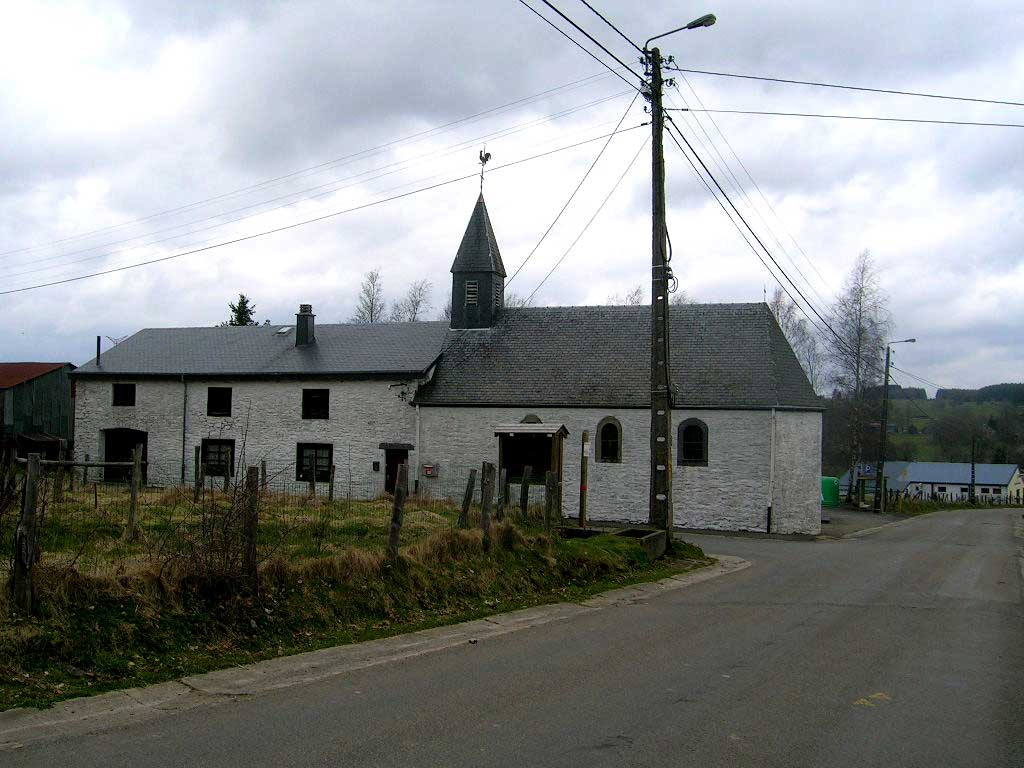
[{"xmin": 449, "ymin": 194, "xmax": 506, "ymax": 329}]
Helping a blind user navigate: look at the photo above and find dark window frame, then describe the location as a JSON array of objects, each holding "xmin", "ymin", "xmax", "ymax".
[
  {"xmin": 301, "ymin": 388, "xmax": 329, "ymax": 420},
  {"xmin": 206, "ymin": 386, "xmax": 232, "ymax": 417},
  {"xmin": 112, "ymin": 383, "xmax": 136, "ymax": 407},
  {"xmin": 677, "ymin": 418, "xmax": 708, "ymax": 466},
  {"xmin": 595, "ymin": 416, "xmax": 622, "ymax": 464},
  {"xmin": 297, "ymin": 443, "xmax": 333, "ymax": 482},
  {"xmin": 201, "ymin": 438, "xmax": 235, "ymax": 478}
]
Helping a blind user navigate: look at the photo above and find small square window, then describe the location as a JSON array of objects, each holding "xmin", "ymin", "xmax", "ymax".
[
  {"xmin": 465, "ymin": 280, "xmax": 479, "ymax": 306},
  {"xmin": 201, "ymin": 438, "xmax": 235, "ymax": 478},
  {"xmin": 297, "ymin": 443, "xmax": 333, "ymax": 482},
  {"xmin": 207, "ymin": 387, "xmax": 232, "ymax": 417},
  {"xmin": 112, "ymin": 383, "xmax": 136, "ymax": 407},
  {"xmin": 937, "ymin": 486, "xmax": 946, "ymax": 493},
  {"xmin": 302, "ymin": 388, "xmax": 329, "ymax": 419}
]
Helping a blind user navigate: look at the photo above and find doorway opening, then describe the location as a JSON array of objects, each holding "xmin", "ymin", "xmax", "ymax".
[
  {"xmin": 102, "ymin": 428, "xmax": 148, "ymax": 483},
  {"xmin": 379, "ymin": 442, "xmax": 414, "ymax": 495}
]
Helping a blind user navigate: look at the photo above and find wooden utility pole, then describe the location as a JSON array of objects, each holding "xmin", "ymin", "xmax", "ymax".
[
  {"xmin": 645, "ymin": 46, "xmax": 674, "ymax": 534},
  {"xmin": 873, "ymin": 345, "xmax": 892, "ymax": 514}
]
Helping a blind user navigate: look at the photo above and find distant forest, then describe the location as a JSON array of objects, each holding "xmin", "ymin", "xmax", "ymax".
[{"xmin": 935, "ymin": 383, "xmax": 1024, "ymax": 404}]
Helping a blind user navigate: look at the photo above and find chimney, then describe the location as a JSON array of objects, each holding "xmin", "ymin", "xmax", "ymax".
[
  {"xmin": 296, "ymin": 304, "xmax": 315, "ymax": 346},
  {"xmin": 95, "ymin": 335, "xmax": 101, "ymax": 367}
]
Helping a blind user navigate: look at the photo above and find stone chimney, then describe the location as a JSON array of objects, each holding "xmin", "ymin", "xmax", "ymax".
[{"xmin": 296, "ymin": 304, "xmax": 315, "ymax": 346}]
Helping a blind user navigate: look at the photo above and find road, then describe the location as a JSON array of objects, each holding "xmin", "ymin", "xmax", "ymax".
[{"xmin": 8, "ymin": 507, "xmax": 1024, "ymax": 767}]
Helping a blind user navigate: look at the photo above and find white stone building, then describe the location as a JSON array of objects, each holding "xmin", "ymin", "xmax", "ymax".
[{"xmin": 71, "ymin": 195, "xmax": 823, "ymax": 534}]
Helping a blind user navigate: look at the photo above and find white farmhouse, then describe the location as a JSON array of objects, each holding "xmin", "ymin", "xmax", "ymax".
[{"xmin": 71, "ymin": 195, "xmax": 823, "ymax": 534}]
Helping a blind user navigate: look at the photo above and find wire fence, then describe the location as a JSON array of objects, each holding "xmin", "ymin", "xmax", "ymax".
[{"xmin": 1, "ymin": 457, "xmax": 564, "ymax": 581}]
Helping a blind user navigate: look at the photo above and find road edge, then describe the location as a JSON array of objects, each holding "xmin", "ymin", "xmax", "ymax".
[{"xmin": 0, "ymin": 554, "xmax": 749, "ymax": 751}]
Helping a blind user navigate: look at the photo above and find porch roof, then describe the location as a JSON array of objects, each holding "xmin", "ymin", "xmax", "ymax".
[{"xmin": 493, "ymin": 423, "xmax": 569, "ymax": 437}]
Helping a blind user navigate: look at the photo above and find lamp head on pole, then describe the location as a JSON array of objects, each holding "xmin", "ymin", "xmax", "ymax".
[{"xmin": 645, "ymin": 12, "xmax": 718, "ymax": 50}]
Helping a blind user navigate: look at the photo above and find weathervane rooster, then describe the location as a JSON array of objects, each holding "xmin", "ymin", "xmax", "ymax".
[{"xmin": 479, "ymin": 146, "xmax": 491, "ymax": 193}]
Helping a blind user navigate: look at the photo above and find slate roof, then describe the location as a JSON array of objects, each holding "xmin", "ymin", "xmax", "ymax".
[
  {"xmin": 72, "ymin": 322, "xmax": 451, "ymax": 377},
  {"xmin": 415, "ymin": 303, "xmax": 821, "ymax": 409},
  {"xmin": 0, "ymin": 362, "xmax": 71, "ymax": 388},
  {"xmin": 451, "ymin": 195, "xmax": 506, "ymax": 277}
]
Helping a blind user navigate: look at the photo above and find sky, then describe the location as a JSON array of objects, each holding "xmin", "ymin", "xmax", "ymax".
[{"xmin": 1, "ymin": 0, "xmax": 1022, "ymax": 394}]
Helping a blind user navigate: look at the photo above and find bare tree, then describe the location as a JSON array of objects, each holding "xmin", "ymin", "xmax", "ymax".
[
  {"xmin": 828, "ymin": 251, "xmax": 891, "ymax": 500},
  {"xmin": 670, "ymin": 290, "xmax": 693, "ymax": 305},
  {"xmin": 769, "ymin": 286, "xmax": 823, "ymax": 392},
  {"xmin": 351, "ymin": 268, "xmax": 386, "ymax": 323},
  {"xmin": 607, "ymin": 284, "xmax": 644, "ymax": 305},
  {"xmin": 390, "ymin": 279, "xmax": 432, "ymax": 322},
  {"xmin": 505, "ymin": 291, "xmax": 528, "ymax": 309}
]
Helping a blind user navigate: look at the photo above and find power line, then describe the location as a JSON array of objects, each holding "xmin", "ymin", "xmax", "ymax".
[
  {"xmin": 536, "ymin": 0, "xmax": 643, "ymax": 80},
  {"xmin": 3, "ymin": 89, "xmax": 633, "ymax": 280},
  {"xmin": 669, "ymin": 108, "xmax": 1024, "ymax": 129},
  {"xmin": 664, "ymin": 65, "xmax": 1024, "ymax": 109},
  {"xmin": 0, "ymin": 124, "xmax": 646, "ymax": 296},
  {"xmin": 891, "ymin": 364, "xmax": 947, "ymax": 391},
  {"xmin": 506, "ymin": 91, "xmax": 641, "ymax": 285},
  {"xmin": 0, "ymin": 69, "xmax": 623, "ymax": 260},
  {"xmin": 576, "ymin": 0, "xmax": 642, "ymax": 53}
]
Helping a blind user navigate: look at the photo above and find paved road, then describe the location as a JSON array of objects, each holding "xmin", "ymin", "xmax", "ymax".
[{"xmin": 9, "ymin": 508, "xmax": 1024, "ymax": 767}]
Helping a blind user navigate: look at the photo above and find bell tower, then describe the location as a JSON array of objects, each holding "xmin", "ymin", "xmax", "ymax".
[{"xmin": 450, "ymin": 194, "xmax": 506, "ymax": 329}]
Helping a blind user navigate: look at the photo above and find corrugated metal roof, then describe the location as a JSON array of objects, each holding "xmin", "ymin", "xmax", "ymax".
[{"xmin": 0, "ymin": 362, "xmax": 71, "ymax": 388}]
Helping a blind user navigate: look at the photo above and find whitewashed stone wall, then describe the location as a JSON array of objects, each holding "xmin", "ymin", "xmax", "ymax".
[
  {"xmin": 417, "ymin": 405, "xmax": 822, "ymax": 534},
  {"xmin": 74, "ymin": 377, "xmax": 420, "ymax": 489}
]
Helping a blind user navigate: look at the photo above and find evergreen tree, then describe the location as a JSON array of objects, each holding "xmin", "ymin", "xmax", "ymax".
[{"xmin": 220, "ymin": 294, "xmax": 264, "ymax": 326}]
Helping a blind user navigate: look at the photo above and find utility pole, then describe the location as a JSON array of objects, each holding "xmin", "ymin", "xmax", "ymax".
[
  {"xmin": 872, "ymin": 345, "xmax": 892, "ymax": 514},
  {"xmin": 645, "ymin": 45, "xmax": 673, "ymax": 534}
]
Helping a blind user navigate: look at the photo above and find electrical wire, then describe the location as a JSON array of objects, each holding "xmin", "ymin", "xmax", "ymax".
[
  {"xmin": 663, "ymin": 65, "xmax": 1024, "ymax": 109},
  {"xmin": 506, "ymin": 91, "xmax": 640, "ymax": 286},
  {"xmin": 669, "ymin": 108, "xmax": 1024, "ymax": 129},
  {"xmin": 0, "ymin": 124, "xmax": 646, "ymax": 296},
  {"xmin": 536, "ymin": 0, "xmax": 643, "ymax": 80},
  {"xmin": 576, "ymin": 0, "xmax": 642, "ymax": 53}
]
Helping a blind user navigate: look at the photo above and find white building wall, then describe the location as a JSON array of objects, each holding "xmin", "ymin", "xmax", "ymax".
[
  {"xmin": 417, "ymin": 405, "xmax": 822, "ymax": 534},
  {"xmin": 74, "ymin": 377, "xmax": 420, "ymax": 488}
]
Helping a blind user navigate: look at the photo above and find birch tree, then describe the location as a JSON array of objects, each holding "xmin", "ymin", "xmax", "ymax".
[{"xmin": 351, "ymin": 268, "xmax": 386, "ymax": 323}]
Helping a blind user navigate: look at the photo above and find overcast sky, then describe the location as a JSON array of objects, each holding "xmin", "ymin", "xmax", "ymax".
[{"xmin": 1, "ymin": 0, "xmax": 1022, "ymax": 393}]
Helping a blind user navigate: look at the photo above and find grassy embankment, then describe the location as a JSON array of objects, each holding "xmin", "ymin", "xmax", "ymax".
[{"xmin": 0, "ymin": 522, "xmax": 709, "ymax": 712}]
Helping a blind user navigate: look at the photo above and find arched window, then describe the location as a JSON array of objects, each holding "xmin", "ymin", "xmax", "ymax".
[
  {"xmin": 678, "ymin": 418, "xmax": 708, "ymax": 465},
  {"xmin": 595, "ymin": 416, "xmax": 622, "ymax": 463}
]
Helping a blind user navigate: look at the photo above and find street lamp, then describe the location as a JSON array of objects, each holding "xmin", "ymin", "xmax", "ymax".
[
  {"xmin": 873, "ymin": 337, "xmax": 916, "ymax": 513},
  {"xmin": 644, "ymin": 14, "xmax": 716, "ymax": 50}
]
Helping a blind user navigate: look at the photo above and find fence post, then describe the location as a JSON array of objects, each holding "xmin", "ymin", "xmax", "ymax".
[
  {"xmin": 544, "ymin": 470, "xmax": 557, "ymax": 530},
  {"xmin": 260, "ymin": 459, "xmax": 267, "ymax": 492},
  {"xmin": 387, "ymin": 463, "xmax": 408, "ymax": 561},
  {"xmin": 193, "ymin": 446, "xmax": 202, "ymax": 503},
  {"xmin": 579, "ymin": 430, "xmax": 589, "ymax": 528},
  {"xmin": 519, "ymin": 465, "xmax": 532, "ymax": 523},
  {"xmin": 93, "ymin": 482, "xmax": 98, "ymax": 510},
  {"xmin": 82, "ymin": 453, "xmax": 90, "ymax": 485},
  {"xmin": 223, "ymin": 468, "xmax": 230, "ymax": 493},
  {"xmin": 13, "ymin": 453, "xmax": 41, "ymax": 614},
  {"xmin": 54, "ymin": 439, "xmax": 66, "ymax": 504},
  {"xmin": 126, "ymin": 443, "xmax": 142, "ymax": 540},
  {"xmin": 480, "ymin": 462, "xmax": 495, "ymax": 551},
  {"xmin": 458, "ymin": 468, "xmax": 477, "ymax": 529},
  {"xmin": 244, "ymin": 466, "xmax": 259, "ymax": 586},
  {"xmin": 495, "ymin": 467, "xmax": 507, "ymax": 522},
  {"xmin": 328, "ymin": 464, "xmax": 336, "ymax": 502}
]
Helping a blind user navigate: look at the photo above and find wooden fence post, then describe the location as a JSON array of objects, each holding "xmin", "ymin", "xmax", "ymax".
[
  {"xmin": 544, "ymin": 470, "xmax": 558, "ymax": 530},
  {"xmin": 579, "ymin": 430, "xmax": 589, "ymax": 528},
  {"xmin": 519, "ymin": 465, "xmax": 532, "ymax": 523},
  {"xmin": 93, "ymin": 482, "xmax": 98, "ymax": 510},
  {"xmin": 193, "ymin": 446, "xmax": 202, "ymax": 503},
  {"xmin": 458, "ymin": 468, "xmax": 476, "ymax": 529},
  {"xmin": 223, "ymin": 469, "xmax": 230, "ymax": 493},
  {"xmin": 387, "ymin": 464, "xmax": 408, "ymax": 561},
  {"xmin": 125, "ymin": 443, "xmax": 142, "ymax": 540},
  {"xmin": 495, "ymin": 467, "xmax": 507, "ymax": 522},
  {"xmin": 328, "ymin": 464, "xmax": 336, "ymax": 502},
  {"xmin": 260, "ymin": 459, "xmax": 267, "ymax": 492},
  {"xmin": 12, "ymin": 453, "xmax": 41, "ymax": 614},
  {"xmin": 480, "ymin": 461, "xmax": 495, "ymax": 551},
  {"xmin": 243, "ymin": 466, "xmax": 259, "ymax": 586},
  {"xmin": 53, "ymin": 439, "xmax": 66, "ymax": 504},
  {"xmin": 83, "ymin": 453, "xmax": 89, "ymax": 485}
]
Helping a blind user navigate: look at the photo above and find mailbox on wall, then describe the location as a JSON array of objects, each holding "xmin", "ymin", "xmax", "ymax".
[{"xmin": 422, "ymin": 464, "xmax": 437, "ymax": 478}]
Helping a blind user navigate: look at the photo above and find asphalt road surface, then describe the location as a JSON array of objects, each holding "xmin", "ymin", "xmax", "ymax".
[{"xmin": 9, "ymin": 507, "xmax": 1024, "ymax": 767}]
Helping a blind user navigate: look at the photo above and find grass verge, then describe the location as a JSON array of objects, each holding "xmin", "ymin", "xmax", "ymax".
[{"xmin": 1, "ymin": 526, "xmax": 710, "ymax": 711}]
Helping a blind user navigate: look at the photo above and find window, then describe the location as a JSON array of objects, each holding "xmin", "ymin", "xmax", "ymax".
[
  {"xmin": 297, "ymin": 443, "xmax": 333, "ymax": 482},
  {"xmin": 201, "ymin": 438, "xmax": 235, "ymax": 478},
  {"xmin": 961, "ymin": 487, "xmax": 969, "ymax": 494},
  {"xmin": 595, "ymin": 416, "xmax": 622, "ymax": 463},
  {"xmin": 677, "ymin": 418, "xmax": 708, "ymax": 465},
  {"xmin": 980, "ymin": 487, "xmax": 990, "ymax": 494},
  {"xmin": 207, "ymin": 387, "xmax": 232, "ymax": 417},
  {"xmin": 302, "ymin": 388, "xmax": 329, "ymax": 419},
  {"xmin": 937, "ymin": 486, "xmax": 946, "ymax": 493},
  {"xmin": 112, "ymin": 383, "xmax": 136, "ymax": 407},
  {"xmin": 465, "ymin": 280, "xmax": 479, "ymax": 306}
]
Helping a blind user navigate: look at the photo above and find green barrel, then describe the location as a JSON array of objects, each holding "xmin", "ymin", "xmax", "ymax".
[{"xmin": 821, "ymin": 476, "xmax": 840, "ymax": 508}]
